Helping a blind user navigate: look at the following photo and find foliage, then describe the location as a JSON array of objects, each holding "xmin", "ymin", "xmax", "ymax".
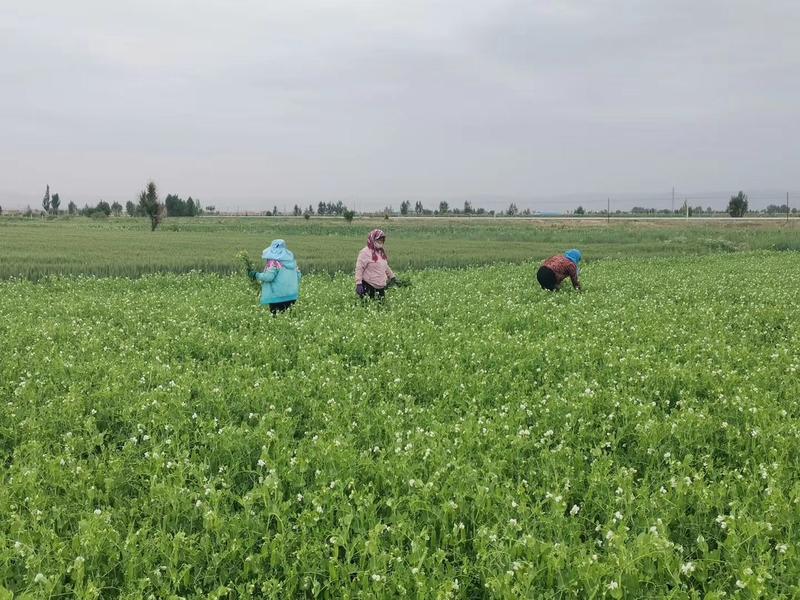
[
  {"xmin": 139, "ymin": 181, "xmax": 165, "ymax": 231},
  {"xmin": 343, "ymin": 210, "xmax": 355, "ymax": 223},
  {"xmin": 50, "ymin": 193, "xmax": 61, "ymax": 215},
  {"xmin": 727, "ymin": 191, "xmax": 749, "ymax": 218},
  {"xmin": 42, "ymin": 185, "xmax": 51, "ymax": 214},
  {"xmin": 235, "ymin": 250, "xmax": 261, "ymax": 292},
  {"xmin": 1, "ymin": 254, "xmax": 799, "ymax": 597}
]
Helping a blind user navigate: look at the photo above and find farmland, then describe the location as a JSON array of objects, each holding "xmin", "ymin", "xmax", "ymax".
[
  {"xmin": 1, "ymin": 216, "xmax": 798, "ymax": 280},
  {"xmin": 1, "ymin": 248, "xmax": 799, "ymax": 598}
]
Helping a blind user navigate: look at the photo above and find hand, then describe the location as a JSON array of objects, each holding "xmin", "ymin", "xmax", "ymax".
[
  {"xmin": 356, "ymin": 283, "xmax": 366, "ymax": 297},
  {"xmin": 248, "ymin": 270, "xmax": 257, "ymax": 280}
]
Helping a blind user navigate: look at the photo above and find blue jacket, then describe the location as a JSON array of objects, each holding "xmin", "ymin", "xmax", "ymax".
[
  {"xmin": 256, "ymin": 259, "xmax": 301, "ymax": 304},
  {"xmin": 256, "ymin": 240, "xmax": 301, "ymax": 305}
]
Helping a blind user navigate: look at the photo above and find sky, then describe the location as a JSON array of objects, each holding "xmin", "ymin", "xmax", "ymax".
[{"xmin": 1, "ymin": 0, "xmax": 799, "ymax": 212}]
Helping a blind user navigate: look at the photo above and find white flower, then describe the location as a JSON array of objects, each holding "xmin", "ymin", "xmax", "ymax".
[
  {"xmin": 569, "ymin": 504, "xmax": 580, "ymax": 516},
  {"xmin": 776, "ymin": 543, "xmax": 788, "ymax": 554},
  {"xmin": 614, "ymin": 511, "xmax": 623, "ymax": 521},
  {"xmin": 735, "ymin": 579, "xmax": 746, "ymax": 589},
  {"xmin": 607, "ymin": 580, "xmax": 618, "ymax": 590},
  {"xmin": 680, "ymin": 562, "xmax": 695, "ymax": 575},
  {"xmin": 34, "ymin": 573, "xmax": 47, "ymax": 584},
  {"xmin": 371, "ymin": 573, "xmax": 381, "ymax": 581},
  {"xmin": 94, "ymin": 509, "xmax": 102, "ymax": 515},
  {"xmin": 257, "ymin": 459, "xmax": 266, "ymax": 467}
]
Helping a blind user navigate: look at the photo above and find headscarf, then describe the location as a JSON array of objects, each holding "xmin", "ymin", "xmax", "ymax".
[
  {"xmin": 564, "ymin": 249, "xmax": 582, "ymax": 265},
  {"xmin": 367, "ymin": 229, "xmax": 387, "ymax": 262},
  {"xmin": 262, "ymin": 239, "xmax": 295, "ymax": 269}
]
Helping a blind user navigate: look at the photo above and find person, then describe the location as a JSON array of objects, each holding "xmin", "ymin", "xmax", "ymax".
[
  {"xmin": 537, "ymin": 249, "xmax": 582, "ymax": 291},
  {"xmin": 249, "ymin": 239, "xmax": 301, "ymax": 314},
  {"xmin": 355, "ymin": 229, "xmax": 396, "ymax": 300}
]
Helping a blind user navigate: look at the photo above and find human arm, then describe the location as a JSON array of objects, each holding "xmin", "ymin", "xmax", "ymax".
[
  {"xmin": 355, "ymin": 249, "xmax": 369, "ymax": 284},
  {"xmin": 255, "ymin": 268, "xmax": 278, "ymax": 283}
]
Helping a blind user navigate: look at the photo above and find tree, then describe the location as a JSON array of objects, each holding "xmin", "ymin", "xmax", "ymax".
[
  {"xmin": 111, "ymin": 201, "xmax": 123, "ymax": 216},
  {"xmin": 293, "ymin": 204, "xmax": 302, "ymax": 216},
  {"xmin": 0, "ymin": 205, "xmax": 2, "ymax": 215},
  {"xmin": 138, "ymin": 181, "xmax": 164, "ymax": 231},
  {"xmin": 343, "ymin": 209, "xmax": 355, "ymax": 223},
  {"xmin": 438, "ymin": 201, "xmax": 449, "ymax": 214},
  {"xmin": 414, "ymin": 201, "xmax": 423, "ymax": 215},
  {"xmin": 51, "ymin": 193, "xmax": 61, "ymax": 215},
  {"xmin": 206, "ymin": 205, "xmax": 216, "ymax": 214},
  {"xmin": 727, "ymin": 191, "xmax": 748, "ymax": 218},
  {"xmin": 96, "ymin": 200, "xmax": 112, "ymax": 216},
  {"xmin": 507, "ymin": 202, "xmax": 518, "ymax": 216},
  {"xmin": 400, "ymin": 200, "xmax": 410, "ymax": 216},
  {"xmin": 575, "ymin": 206, "xmax": 585, "ymax": 215},
  {"xmin": 125, "ymin": 201, "xmax": 136, "ymax": 216},
  {"xmin": 464, "ymin": 201, "xmax": 473, "ymax": 215},
  {"xmin": 68, "ymin": 201, "xmax": 77, "ymax": 215},
  {"xmin": 187, "ymin": 197, "xmax": 196, "ymax": 217},
  {"xmin": 42, "ymin": 185, "xmax": 51, "ymax": 214}
]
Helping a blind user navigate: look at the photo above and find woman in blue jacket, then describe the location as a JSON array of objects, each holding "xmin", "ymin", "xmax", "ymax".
[{"xmin": 248, "ymin": 240, "xmax": 301, "ymax": 314}]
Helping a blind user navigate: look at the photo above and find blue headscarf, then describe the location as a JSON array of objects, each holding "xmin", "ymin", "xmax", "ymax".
[
  {"xmin": 262, "ymin": 239, "xmax": 295, "ymax": 264},
  {"xmin": 564, "ymin": 249, "xmax": 582, "ymax": 265}
]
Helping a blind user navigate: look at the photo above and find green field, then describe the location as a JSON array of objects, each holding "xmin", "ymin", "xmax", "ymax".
[
  {"xmin": 1, "ymin": 216, "xmax": 798, "ymax": 279},
  {"xmin": 2, "ymin": 251, "xmax": 799, "ymax": 598}
]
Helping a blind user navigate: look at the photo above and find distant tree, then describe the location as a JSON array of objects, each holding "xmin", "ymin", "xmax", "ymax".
[
  {"xmin": 303, "ymin": 211, "xmax": 311, "ymax": 220},
  {"xmin": 187, "ymin": 197, "xmax": 196, "ymax": 216},
  {"xmin": 400, "ymin": 200, "xmax": 410, "ymax": 216},
  {"xmin": 575, "ymin": 206, "xmax": 585, "ymax": 215},
  {"xmin": 24, "ymin": 205, "xmax": 33, "ymax": 217},
  {"xmin": 317, "ymin": 202, "xmax": 327, "ymax": 216},
  {"xmin": 693, "ymin": 206, "xmax": 703, "ymax": 216},
  {"xmin": 765, "ymin": 203, "xmax": 789, "ymax": 215},
  {"xmin": 522, "ymin": 208, "xmax": 531, "ymax": 216},
  {"xmin": 343, "ymin": 209, "xmax": 355, "ymax": 223},
  {"xmin": 273, "ymin": 205, "xmax": 278, "ymax": 216},
  {"xmin": 0, "ymin": 205, "xmax": 2, "ymax": 215},
  {"xmin": 293, "ymin": 204, "xmax": 302, "ymax": 216},
  {"xmin": 727, "ymin": 191, "xmax": 748, "ymax": 218},
  {"xmin": 507, "ymin": 202, "xmax": 518, "ymax": 216},
  {"xmin": 96, "ymin": 200, "xmax": 111, "ymax": 216},
  {"xmin": 464, "ymin": 201, "xmax": 473, "ymax": 215},
  {"xmin": 50, "ymin": 193, "xmax": 61, "ymax": 215},
  {"xmin": 67, "ymin": 201, "xmax": 77, "ymax": 215},
  {"xmin": 438, "ymin": 201, "xmax": 449, "ymax": 214},
  {"xmin": 138, "ymin": 181, "xmax": 164, "ymax": 231},
  {"xmin": 206, "ymin": 205, "xmax": 216, "ymax": 214},
  {"xmin": 111, "ymin": 201, "xmax": 123, "ymax": 216},
  {"xmin": 414, "ymin": 201, "xmax": 423, "ymax": 215},
  {"xmin": 125, "ymin": 201, "xmax": 136, "ymax": 216},
  {"xmin": 42, "ymin": 185, "xmax": 51, "ymax": 214}
]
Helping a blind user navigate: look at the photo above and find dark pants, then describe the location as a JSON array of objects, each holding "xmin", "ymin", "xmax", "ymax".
[
  {"xmin": 269, "ymin": 300, "xmax": 295, "ymax": 315},
  {"xmin": 536, "ymin": 266, "xmax": 559, "ymax": 291},
  {"xmin": 363, "ymin": 281, "xmax": 386, "ymax": 300}
]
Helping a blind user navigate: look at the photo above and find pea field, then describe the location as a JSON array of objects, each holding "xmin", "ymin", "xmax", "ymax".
[{"xmin": 2, "ymin": 238, "xmax": 799, "ymax": 598}]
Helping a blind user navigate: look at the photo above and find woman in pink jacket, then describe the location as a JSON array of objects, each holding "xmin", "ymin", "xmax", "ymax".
[{"xmin": 355, "ymin": 229, "xmax": 396, "ymax": 300}]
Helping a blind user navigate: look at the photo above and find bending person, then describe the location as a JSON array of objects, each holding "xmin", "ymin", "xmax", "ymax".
[
  {"xmin": 355, "ymin": 229, "xmax": 396, "ymax": 300},
  {"xmin": 249, "ymin": 239, "xmax": 301, "ymax": 314},
  {"xmin": 537, "ymin": 249, "xmax": 582, "ymax": 292}
]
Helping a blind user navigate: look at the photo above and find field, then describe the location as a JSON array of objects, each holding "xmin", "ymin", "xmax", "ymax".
[
  {"xmin": 1, "ymin": 216, "xmax": 798, "ymax": 280},
  {"xmin": 2, "ymin": 247, "xmax": 799, "ymax": 598}
]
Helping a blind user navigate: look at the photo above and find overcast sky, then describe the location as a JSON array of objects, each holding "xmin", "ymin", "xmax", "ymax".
[{"xmin": 2, "ymin": 0, "xmax": 798, "ymax": 211}]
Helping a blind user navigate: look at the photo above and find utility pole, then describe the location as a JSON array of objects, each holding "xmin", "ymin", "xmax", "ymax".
[
  {"xmin": 685, "ymin": 197, "xmax": 689, "ymax": 220},
  {"xmin": 672, "ymin": 186, "xmax": 675, "ymax": 215},
  {"xmin": 788, "ymin": 192, "xmax": 790, "ymax": 223},
  {"xmin": 607, "ymin": 197, "xmax": 610, "ymax": 224}
]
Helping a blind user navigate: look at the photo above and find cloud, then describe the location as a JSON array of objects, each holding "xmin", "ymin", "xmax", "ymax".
[{"xmin": 1, "ymin": 0, "xmax": 798, "ymax": 210}]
